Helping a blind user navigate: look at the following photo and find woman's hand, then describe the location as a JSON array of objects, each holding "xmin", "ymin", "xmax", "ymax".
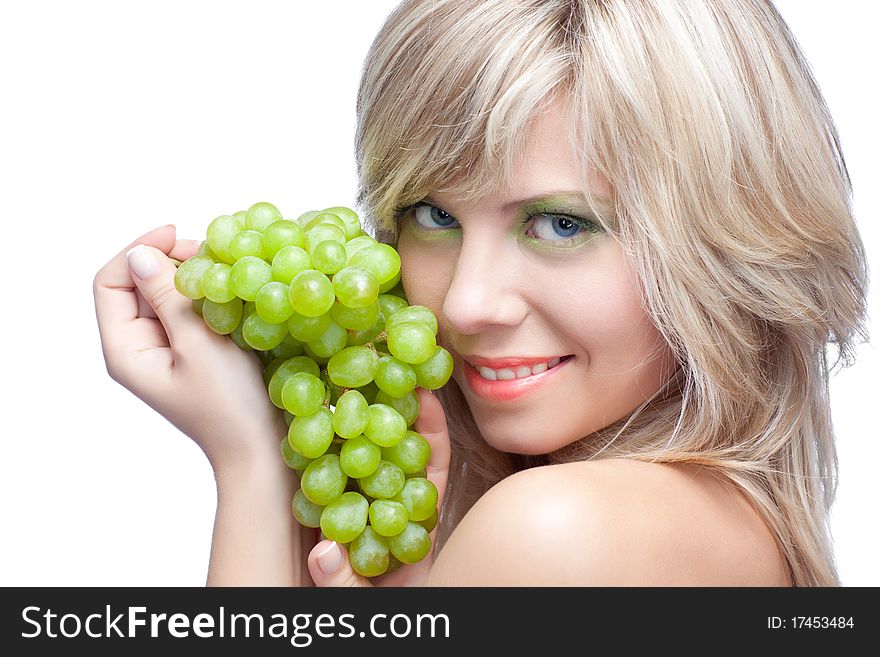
[
  {"xmin": 93, "ymin": 224, "xmax": 286, "ymax": 471},
  {"xmin": 306, "ymin": 387, "xmax": 451, "ymax": 587}
]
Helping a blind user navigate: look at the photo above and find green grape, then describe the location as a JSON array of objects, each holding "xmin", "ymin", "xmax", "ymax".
[
  {"xmin": 375, "ymin": 390, "xmax": 420, "ymax": 427},
  {"xmin": 296, "ymin": 210, "xmax": 320, "ymax": 227},
  {"xmin": 230, "ymin": 256, "xmax": 273, "ymax": 301},
  {"xmin": 386, "ymin": 277, "xmax": 407, "ymax": 301},
  {"xmin": 281, "ymin": 437, "xmax": 313, "ymax": 471},
  {"xmin": 232, "ymin": 210, "xmax": 248, "ymax": 221},
  {"xmin": 378, "ymin": 270, "xmax": 401, "ymax": 294},
  {"xmin": 271, "ymin": 246, "xmax": 312, "ymax": 284},
  {"xmin": 344, "ymin": 235, "xmax": 379, "ymax": 263},
  {"xmin": 310, "ymin": 240, "xmax": 347, "ymax": 275},
  {"xmin": 330, "ymin": 299, "xmax": 380, "ymax": 331},
  {"xmin": 306, "ymin": 319, "xmax": 348, "ymax": 359},
  {"xmin": 281, "ymin": 372, "xmax": 326, "ymax": 416},
  {"xmin": 304, "ymin": 211, "xmax": 346, "ymax": 233},
  {"xmin": 300, "ymin": 454, "xmax": 348, "ymax": 505},
  {"xmin": 354, "ymin": 381, "xmax": 381, "ymax": 404},
  {"xmin": 321, "ymin": 206, "xmax": 362, "ymax": 240},
  {"xmin": 332, "ymin": 390, "xmax": 369, "ymax": 439},
  {"xmin": 364, "ymin": 404, "xmax": 407, "ymax": 447},
  {"xmin": 206, "ymin": 214, "xmax": 244, "ymax": 264},
  {"xmin": 406, "ymin": 468, "xmax": 427, "ymax": 479},
  {"xmin": 409, "ymin": 346, "xmax": 454, "ymax": 390},
  {"xmin": 303, "ymin": 343, "xmax": 330, "ymax": 366},
  {"xmin": 288, "ymin": 310, "xmax": 332, "ymax": 343},
  {"xmin": 264, "ymin": 357, "xmax": 287, "ymax": 386},
  {"xmin": 387, "ymin": 522, "xmax": 432, "ymax": 564},
  {"xmin": 368, "ymin": 499, "xmax": 409, "ymax": 537},
  {"xmin": 392, "ymin": 477, "xmax": 438, "ymax": 522},
  {"xmin": 292, "ymin": 488, "xmax": 324, "ymax": 528},
  {"xmin": 267, "ymin": 356, "xmax": 321, "ymax": 408},
  {"xmin": 192, "ymin": 298, "xmax": 204, "ymax": 317},
  {"xmin": 349, "ymin": 526, "xmax": 390, "ymax": 577},
  {"xmin": 201, "ymin": 263, "xmax": 235, "ymax": 303},
  {"xmin": 263, "ymin": 219, "xmax": 305, "ymax": 259},
  {"xmin": 348, "ymin": 243, "xmax": 401, "ymax": 289},
  {"xmin": 173, "ymin": 255, "xmax": 214, "ymax": 299},
  {"xmin": 386, "ymin": 554, "xmax": 404, "ymax": 574},
  {"xmin": 418, "ymin": 508, "xmax": 438, "ymax": 533},
  {"xmin": 332, "ymin": 266, "xmax": 379, "ymax": 309},
  {"xmin": 242, "ymin": 311, "xmax": 287, "ymax": 350},
  {"xmin": 320, "ymin": 491, "xmax": 369, "ymax": 544},
  {"xmin": 386, "ymin": 305, "xmax": 439, "ymax": 335},
  {"xmin": 229, "ymin": 321, "xmax": 252, "ymax": 350},
  {"xmin": 381, "ymin": 430, "xmax": 431, "ymax": 474},
  {"xmin": 246, "ymin": 201, "xmax": 283, "ymax": 232},
  {"xmin": 327, "ymin": 347, "xmax": 379, "ymax": 389},
  {"xmin": 197, "ymin": 239, "xmax": 220, "ymax": 261},
  {"xmin": 306, "ymin": 223, "xmax": 347, "ymax": 254},
  {"xmin": 387, "ymin": 322, "xmax": 436, "ymax": 365},
  {"xmin": 269, "ymin": 333, "xmax": 304, "ymax": 360},
  {"xmin": 374, "ymin": 356, "xmax": 418, "ymax": 398},
  {"xmin": 346, "ymin": 314, "xmax": 385, "ymax": 346},
  {"xmin": 289, "ymin": 269, "xmax": 335, "ymax": 317},
  {"xmin": 229, "ymin": 229, "xmax": 265, "ymax": 260},
  {"xmin": 255, "ymin": 281, "xmax": 294, "ymax": 324},
  {"xmin": 202, "ymin": 298, "xmax": 243, "ymax": 334},
  {"xmin": 358, "ymin": 459, "xmax": 405, "ymax": 499},
  {"xmin": 377, "ymin": 294, "xmax": 409, "ymax": 321},
  {"xmin": 288, "ymin": 408, "xmax": 335, "ymax": 459},
  {"xmin": 339, "ymin": 435, "xmax": 381, "ymax": 478}
]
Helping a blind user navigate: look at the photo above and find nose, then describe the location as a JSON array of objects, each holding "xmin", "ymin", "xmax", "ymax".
[{"xmin": 440, "ymin": 231, "xmax": 528, "ymax": 337}]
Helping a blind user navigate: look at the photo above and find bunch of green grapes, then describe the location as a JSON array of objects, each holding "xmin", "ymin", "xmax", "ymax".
[{"xmin": 174, "ymin": 201, "xmax": 453, "ymax": 577}]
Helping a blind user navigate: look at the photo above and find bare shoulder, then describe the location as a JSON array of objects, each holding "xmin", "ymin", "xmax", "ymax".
[{"xmin": 427, "ymin": 458, "xmax": 791, "ymax": 586}]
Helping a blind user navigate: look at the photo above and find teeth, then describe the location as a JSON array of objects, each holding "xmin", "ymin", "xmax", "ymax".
[
  {"xmin": 474, "ymin": 357, "xmax": 567, "ymax": 381},
  {"xmin": 479, "ymin": 367, "xmax": 497, "ymax": 381}
]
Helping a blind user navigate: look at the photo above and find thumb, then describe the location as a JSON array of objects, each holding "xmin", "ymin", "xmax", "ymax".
[
  {"xmin": 308, "ymin": 540, "xmax": 374, "ymax": 588},
  {"xmin": 126, "ymin": 243, "xmax": 205, "ymax": 348}
]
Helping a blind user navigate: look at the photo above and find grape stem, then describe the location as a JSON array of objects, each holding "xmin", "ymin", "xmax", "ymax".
[{"xmin": 363, "ymin": 330, "xmax": 388, "ymax": 355}]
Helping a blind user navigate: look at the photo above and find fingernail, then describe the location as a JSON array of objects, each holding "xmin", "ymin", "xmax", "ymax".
[
  {"xmin": 316, "ymin": 541, "xmax": 343, "ymax": 575},
  {"xmin": 126, "ymin": 244, "xmax": 161, "ymax": 280}
]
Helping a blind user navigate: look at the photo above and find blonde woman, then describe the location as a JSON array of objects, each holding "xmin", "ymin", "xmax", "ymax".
[{"xmin": 94, "ymin": 0, "xmax": 869, "ymax": 586}]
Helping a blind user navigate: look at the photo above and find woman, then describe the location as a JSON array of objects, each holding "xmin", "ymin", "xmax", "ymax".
[{"xmin": 94, "ymin": 0, "xmax": 869, "ymax": 586}]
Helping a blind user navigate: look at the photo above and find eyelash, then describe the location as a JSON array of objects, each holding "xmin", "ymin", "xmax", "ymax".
[{"xmin": 397, "ymin": 201, "xmax": 601, "ymax": 242}]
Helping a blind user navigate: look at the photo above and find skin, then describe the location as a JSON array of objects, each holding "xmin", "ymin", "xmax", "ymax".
[
  {"xmin": 395, "ymin": 105, "xmax": 679, "ymax": 454},
  {"xmin": 306, "ymin": 103, "xmax": 791, "ymax": 586},
  {"xmin": 95, "ymin": 107, "xmax": 790, "ymax": 587}
]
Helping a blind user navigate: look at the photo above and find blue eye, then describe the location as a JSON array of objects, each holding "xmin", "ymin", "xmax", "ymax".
[
  {"xmin": 413, "ymin": 203, "xmax": 460, "ymax": 229},
  {"xmin": 527, "ymin": 213, "xmax": 597, "ymax": 241}
]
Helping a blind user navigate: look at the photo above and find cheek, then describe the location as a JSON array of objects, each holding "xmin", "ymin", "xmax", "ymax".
[{"xmin": 396, "ymin": 236, "xmax": 454, "ymax": 320}]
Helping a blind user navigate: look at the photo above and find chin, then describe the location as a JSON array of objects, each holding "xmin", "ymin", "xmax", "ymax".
[{"xmin": 477, "ymin": 421, "xmax": 566, "ymax": 456}]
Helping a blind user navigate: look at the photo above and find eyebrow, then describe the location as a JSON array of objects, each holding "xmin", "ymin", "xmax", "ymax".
[{"xmin": 423, "ymin": 191, "xmax": 613, "ymax": 213}]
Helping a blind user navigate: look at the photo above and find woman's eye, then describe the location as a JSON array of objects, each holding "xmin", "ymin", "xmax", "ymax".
[
  {"xmin": 413, "ymin": 204, "xmax": 459, "ymax": 229},
  {"xmin": 527, "ymin": 214, "xmax": 591, "ymax": 241}
]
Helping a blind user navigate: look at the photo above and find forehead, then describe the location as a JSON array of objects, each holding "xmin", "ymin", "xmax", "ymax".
[{"xmin": 431, "ymin": 105, "xmax": 614, "ymax": 211}]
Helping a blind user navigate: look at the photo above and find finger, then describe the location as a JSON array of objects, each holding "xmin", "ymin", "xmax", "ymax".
[
  {"xmin": 308, "ymin": 540, "xmax": 374, "ymax": 588},
  {"xmin": 94, "ymin": 225, "xmax": 178, "ymax": 345},
  {"xmin": 136, "ymin": 288, "xmax": 158, "ymax": 319},
  {"xmin": 137, "ymin": 238, "xmax": 197, "ymax": 320},
  {"xmin": 413, "ymin": 387, "xmax": 451, "ymax": 511},
  {"xmin": 169, "ymin": 238, "xmax": 200, "ymax": 262},
  {"xmin": 126, "ymin": 242, "xmax": 207, "ymax": 350}
]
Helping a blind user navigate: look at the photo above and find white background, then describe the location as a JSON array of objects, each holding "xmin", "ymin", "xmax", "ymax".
[{"xmin": 0, "ymin": 1, "xmax": 876, "ymax": 586}]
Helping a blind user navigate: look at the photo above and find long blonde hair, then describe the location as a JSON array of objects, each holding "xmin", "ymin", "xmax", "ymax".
[{"xmin": 354, "ymin": 0, "xmax": 869, "ymax": 586}]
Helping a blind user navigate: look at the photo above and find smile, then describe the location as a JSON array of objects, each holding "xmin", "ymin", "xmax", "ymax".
[
  {"xmin": 466, "ymin": 355, "xmax": 573, "ymax": 381},
  {"xmin": 460, "ymin": 355, "xmax": 576, "ymax": 402}
]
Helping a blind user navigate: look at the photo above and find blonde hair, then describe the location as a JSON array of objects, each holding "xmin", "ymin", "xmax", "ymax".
[{"xmin": 355, "ymin": 0, "xmax": 869, "ymax": 586}]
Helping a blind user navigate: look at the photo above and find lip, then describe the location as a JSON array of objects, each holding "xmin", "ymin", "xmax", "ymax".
[
  {"xmin": 460, "ymin": 354, "xmax": 574, "ymax": 402},
  {"xmin": 461, "ymin": 354, "xmax": 568, "ymax": 369}
]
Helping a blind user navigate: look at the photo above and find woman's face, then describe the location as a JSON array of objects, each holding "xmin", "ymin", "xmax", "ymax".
[{"xmin": 395, "ymin": 106, "xmax": 677, "ymax": 455}]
